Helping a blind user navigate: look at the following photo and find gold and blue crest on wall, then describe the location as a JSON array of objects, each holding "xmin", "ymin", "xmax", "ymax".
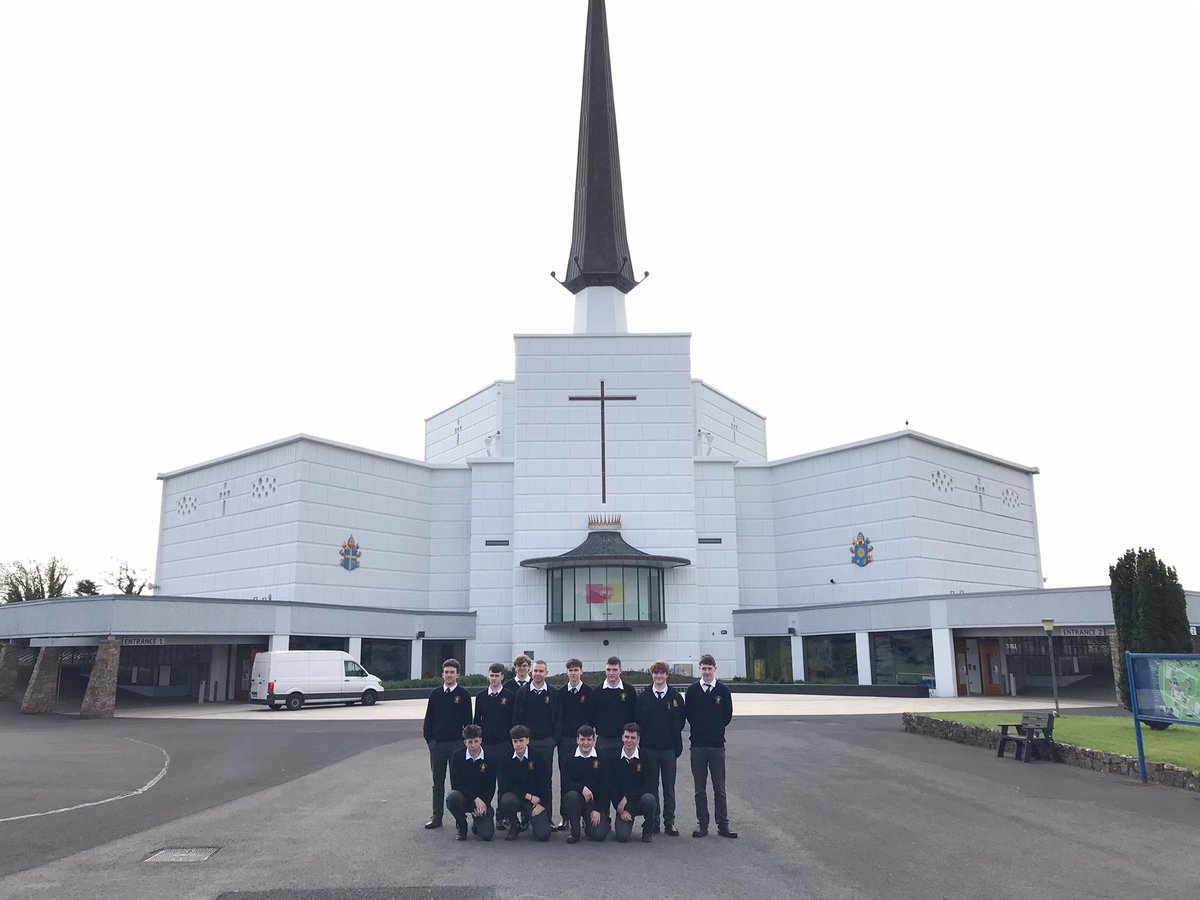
[
  {"xmin": 850, "ymin": 532, "xmax": 873, "ymax": 567},
  {"xmin": 340, "ymin": 535, "xmax": 363, "ymax": 571}
]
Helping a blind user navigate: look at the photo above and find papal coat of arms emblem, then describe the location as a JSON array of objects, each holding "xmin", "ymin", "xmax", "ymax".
[
  {"xmin": 340, "ymin": 535, "xmax": 362, "ymax": 571},
  {"xmin": 850, "ymin": 532, "xmax": 874, "ymax": 567}
]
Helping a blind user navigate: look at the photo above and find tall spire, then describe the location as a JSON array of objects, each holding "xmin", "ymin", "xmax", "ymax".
[{"xmin": 561, "ymin": 0, "xmax": 639, "ymax": 298}]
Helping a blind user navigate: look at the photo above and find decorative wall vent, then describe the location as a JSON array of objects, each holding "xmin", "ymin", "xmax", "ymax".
[
  {"xmin": 1001, "ymin": 488, "xmax": 1020, "ymax": 510},
  {"xmin": 250, "ymin": 474, "xmax": 277, "ymax": 499},
  {"xmin": 931, "ymin": 470, "xmax": 954, "ymax": 492},
  {"xmin": 176, "ymin": 496, "xmax": 198, "ymax": 516},
  {"xmin": 587, "ymin": 513, "xmax": 622, "ymax": 529}
]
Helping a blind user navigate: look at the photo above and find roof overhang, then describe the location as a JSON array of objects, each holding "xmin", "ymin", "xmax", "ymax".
[{"xmin": 520, "ymin": 529, "xmax": 690, "ymax": 570}]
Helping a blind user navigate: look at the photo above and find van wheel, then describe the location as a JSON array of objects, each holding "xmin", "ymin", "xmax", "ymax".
[
  {"xmin": 285, "ymin": 693, "xmax": 304, "ymax": 711},
  {"xmin": 361, "ymin": 690, "xmax": 378, "ymax": 707},
  {"xmin": 268, "ymin": 703, "xmax": 282, "ymax": 711}
]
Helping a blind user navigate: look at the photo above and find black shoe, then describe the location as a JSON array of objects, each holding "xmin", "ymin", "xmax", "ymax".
[
  {"xmin": 496, "ymin": 819, "xmax": 507, "ymax": 832},
  {"xmin": 455, "ymin": 826, "xmax": 468, "ymax": 841},
  {"xmin": 505, "ymin": 827, "xmax": 520, "ymax": 841},
  {"xmin": 423, "ymin": 818, "xmax": 442, "ymax": 830},
  {"xmin": 550, "ymin": 820, "xmax": 566, "ymax": 832},
  {"xmin": 641, "ymin": 830, "xmax": 653, "ymax": 843},
  {"xmin": 566, "ymin": 833, "xmax": 580, "ymax": 844},
  {"xmin": 665, "ymin": 824, "xmax": 680, "ymax": 836},
  {"xmin": 692, "ymin": 826, "xmax": 709, "ymax": 838},
  {"xmin": 718, "ymin": 826, "xmax": 739, "ymax": 839}
]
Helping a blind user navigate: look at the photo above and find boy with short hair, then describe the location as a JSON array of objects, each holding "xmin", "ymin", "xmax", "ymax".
[
  {"xmin": 422, "ymin": 658, "xmax": 473, "ymax": 829},
  {"xmin": 498, "ymin": 724, "xmax": 552, "ymax": 842},
  {"xmin": 561, "ymin": 724, "xmax": 610, "ymax": 843},
  {"xmin": 635, "ymin": 659, "xmax": 685, "ymax": 835},
  {"xmin": 610, "ymin": 722, "xmax": 658, "ymax": 843},
  {"xmin": 591, "ymin": 656, "xmax": 637, "ymax": 757},
  {"xmin": 684, "ymin": 653, "xmax": 737, "ymax": 839},
  {"xmin": 513, "ymin": 659, "xmax": 563, "ymax": 827},
  {"xmin": 557, "ymin": 657, "xmax": 593, "ymax": 822},
  {"xmin": 504, "ymin": 654, "xmax": 533, "ymax": 695},
  {"xmin": 445, "ymin": 724, "xmax": 496, "ymax": 841}
]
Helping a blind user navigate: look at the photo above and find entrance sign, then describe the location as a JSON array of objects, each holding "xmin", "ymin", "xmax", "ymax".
[
  {"xmin": 1059, "ymin": 626, "xmax": 1106, "ymax": 637},
  {"xmin": 1124, "ymin": 652, "xmax": 1200, "ymax": 782},
  {"xmin": 123, "ymin": 637, "xmax": 165, "ymax": 646}
]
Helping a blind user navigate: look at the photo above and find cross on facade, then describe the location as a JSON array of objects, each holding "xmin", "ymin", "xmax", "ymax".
[{"xmin": 568, "ymin": 380, "xmax": 637, "ymax": 503}]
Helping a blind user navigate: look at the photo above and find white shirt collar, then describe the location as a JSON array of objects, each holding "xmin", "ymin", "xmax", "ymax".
[
  {"xmin": 701, "ymin": 679, "xmax": 716, "ymax": 689},
  {"xmin": 488, "ymin": 688, "xmax": 502, "ymax": 696},
  {"xmin": 620, "ymin": 748, "xmax": 640, "ymax": 761},
  {"xmin": 604, "ymin": 680, "xmax": 625, "ymax": 690},
  {"xmin": 444, "ymin": 685, "xmax": 455, "ymax": 693},
  {"xmin": 530, "ymin": 682, "xmax": 546, "ymax": 692},
  {"xmin": 466, "ymin": 749, "xmax": 484, "ymax": 761},
  {"xmin": 512, "ymin": 752, "xmax": 527, "ymax": 761},
  {"xmin": 574, "ymin": 747, "xmax": 598, "ymax": 758},
  {"xmin": 568, "ymin": 681, "xmax": 582, "ymax": 692}
]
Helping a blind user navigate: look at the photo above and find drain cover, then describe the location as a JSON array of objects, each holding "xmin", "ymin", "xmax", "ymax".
[{"xmin": 145, "ymin": 847, "xmax": 220, "ymax": 863}]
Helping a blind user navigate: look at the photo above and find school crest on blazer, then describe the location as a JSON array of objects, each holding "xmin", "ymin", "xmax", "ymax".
[
  {"xmin": 479, "ymin": 763, "xmax": 487, "ymax": 772},
  {"xmin": 500, "ymin": 696, "xmax": 508, "ymax": 704},
  {"xmin": 453, "ymin": 696, "xmax": 461, "ymax": 704},
  {"xmin": 592, "ymin": 760, "xmax": 600, "ymax": 769}
]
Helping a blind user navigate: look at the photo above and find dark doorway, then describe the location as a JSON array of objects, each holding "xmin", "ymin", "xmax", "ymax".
[{"xmin": 421, "ymin": 640, "xmax": 466, "ymax": 678}]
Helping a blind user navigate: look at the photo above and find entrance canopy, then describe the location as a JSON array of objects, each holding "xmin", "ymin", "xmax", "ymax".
[{"xmin": 519, "ymin": 529, "xmax": 690, "ymax": 570}]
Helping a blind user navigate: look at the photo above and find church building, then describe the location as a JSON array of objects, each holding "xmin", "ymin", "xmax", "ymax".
[{"xmin": 2, "ymin": 2, "xmax": 1195, "ymax": 714}]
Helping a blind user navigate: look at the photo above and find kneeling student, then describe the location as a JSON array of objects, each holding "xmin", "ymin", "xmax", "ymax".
[
  {"xmin": 445, "ymin": 724, "xmax": 496, "ymax": 841},
  {"xmin": 497, "ymin": 724, "xmax": 552, "ymax": 842},
  {"xmin": 561, "ymin": 725, "xmax": 611, "ymax": 843},
  {"xmin": 611, "ymin": 722, "xmax": 658, "ymax": 844}
]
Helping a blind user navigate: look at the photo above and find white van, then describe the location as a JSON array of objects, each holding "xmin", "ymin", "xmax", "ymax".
[{"xmin": 249, "ymin": 650, "xmax": 385, "ymax": 711}]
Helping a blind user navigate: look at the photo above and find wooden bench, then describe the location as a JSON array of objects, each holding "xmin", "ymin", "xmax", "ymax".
[{"xmin": 996, "ymin": 712, "xmax": 1056, "ymax": 762}]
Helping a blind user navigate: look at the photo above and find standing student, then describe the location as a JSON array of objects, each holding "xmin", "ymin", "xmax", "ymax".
[
  {"xmin": 445, "ymin": 724, "xmax": 496, "ymax": 841},
  {"xmin": 561, "ymin": 724, "xmax": 610, "ymax": 843},
  {"xmin": 504, "ymin": 654, "xmax": 532, "ymax": 695},
  {"xmin": 557, "ymin": 657, "xmax": 593, "ymax": 821},
  {"xmin": 474, "ymin": 663, "xmax": 515, "ymax": 760},
  {"xmin": 610, "ymin": 722, "xmax": 658, "ymax": 843},
  {"xmin": 497, "ymin": 724, "xmax": 552, "ymax": 842},
  {"xmin": 635, "ymin": 659, "xmax": 685, "ymax": 835},
  {"xmin": 513, "ymin": 659, "xmax": 562, "ymax": 827},
  {"xmin": 591, "ymin": 656, "xmax": 637, "ymax": 758},
  {"xmin": 684, "ymin": 653, "xmax": 738, "ymax": 838},
  {"xmin": 422, "ymin": 658, "xmax": 473, "ymax": 829}
]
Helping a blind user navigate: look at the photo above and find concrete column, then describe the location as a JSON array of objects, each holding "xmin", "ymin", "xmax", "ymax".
[
  {"xmin": 931, "ymin": 627, "xmax": 957, "ymax": 698},
  {"xmin": 855, "ymin": 632, "xmax": 872, "ymax": 686},
  {"xmin": 734, "ymin": 636, "xmax": 747, "ymax": 679},
  {"xmin": 0, "ymin": 642, "xmax": 22, "ymax": 700},
  {"xmin": 269, "ymin": 634, "xmax": 289, "ymax": 652},
  {"xmin": 410, "ymin": 639, "xmax": 424, "ymax": 680},
  {"xmin": 790, "ymin": 633, "xmax": 805, "ymax": 682},
  {"xmin": 1106, "ymin": 626, "xmax": 1123, "ymax": 705},
  {"xmin": 348, "ymin": 637, "xmax": 363, "ymax": 661},
  {"xmin": 81, "ymin": 639, "xmax": 121, "ymax": 719},
  {"xmin": 20, "ymin": 647, "xmax": 63, "ymax": 714}
]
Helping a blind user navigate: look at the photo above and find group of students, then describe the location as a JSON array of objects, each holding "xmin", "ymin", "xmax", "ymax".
[{"xmin": 422, "ymin": 653, "xmax": 736, "ymax": 844}]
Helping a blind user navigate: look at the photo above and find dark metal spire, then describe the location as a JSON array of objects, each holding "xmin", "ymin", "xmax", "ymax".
[{"xmin": 560, "ymin": 0, "xmax": 639, "ymax": 295}]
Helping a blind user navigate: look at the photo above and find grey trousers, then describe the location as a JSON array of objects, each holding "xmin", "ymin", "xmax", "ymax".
[
  {"xmin": 642, "ymin": 747, "xmax": 678, "ymax": 827},
  {"xmin": 613, "ymin": 793, "xmax": 658, "ymax": 842},
  {"xmin": 690, "ymin": 745, "xmax": 728, "ymax": 828},
  {"xmin": 445, "ymin": 791, "xmax": 495, "ymax": 841},
  {"xmin": 498, "ymin": 793, "xmax": 552, "ymax": 842},
  {"xmin": 427, "ymin": 740, "xmax": 460, "ymax": 820},
  {"xmin": 562, "ymin": 790, "xmax": 611, "ymax": 841}
]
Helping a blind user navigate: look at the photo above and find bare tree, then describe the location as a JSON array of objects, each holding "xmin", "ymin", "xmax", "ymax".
[{"xmin": 106, "ymin": 561, "xmax": 148, "ymax": 595}]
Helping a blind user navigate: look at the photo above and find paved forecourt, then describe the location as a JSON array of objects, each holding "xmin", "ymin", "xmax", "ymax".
[
  {"xmin": 114, "ymin": 692, "xmax": 1108, "ymax": 721},
  {"xmin": 4, "ymin": 698, "xmax": 1199, "ymax": 900}
]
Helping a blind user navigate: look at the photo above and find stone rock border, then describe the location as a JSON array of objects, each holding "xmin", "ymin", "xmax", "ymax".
[{"xmin": 901, "ymin": 712, "xmax": 1200, "ymax": 793}]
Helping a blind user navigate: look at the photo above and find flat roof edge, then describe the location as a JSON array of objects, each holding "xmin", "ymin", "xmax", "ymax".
[{"xmin": 760, "ymin": 429, "xmax": 1039, "ymax": 474}]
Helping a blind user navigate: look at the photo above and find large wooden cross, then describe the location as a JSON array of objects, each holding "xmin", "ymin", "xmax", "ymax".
[{"xmin": 568, "ymin": 380, "xmax": 637, "ymax": 503}]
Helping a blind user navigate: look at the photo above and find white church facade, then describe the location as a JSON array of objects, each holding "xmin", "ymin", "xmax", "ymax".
[{"xmin": 3, "ymin": 2, "xmax": 1196, "ymax": 713}]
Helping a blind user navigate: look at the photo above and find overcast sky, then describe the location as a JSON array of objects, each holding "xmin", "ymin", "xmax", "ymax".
[{"xmin": 2, "ymin": 2, "xmax": 1197, "ymax": 595}]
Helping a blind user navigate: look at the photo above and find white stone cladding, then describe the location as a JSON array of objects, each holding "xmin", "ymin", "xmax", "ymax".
[
  {"xmin": 737, "ymin": 431, "xmax": 1041, "ymax": 611},
  {"xmin": 692, "ymin": 380, "xmax": 767, "ymax": 463},
  {"xmin": 507, "ymin": 333, "xmax": 708, "ymax": 672},
  {"xmin": 425, "ymin": 381, "xmax": 514, "ymax": 463},
  {"xmin": 157, "ymin": 436, "xmax": 471, "ymax": 612}
]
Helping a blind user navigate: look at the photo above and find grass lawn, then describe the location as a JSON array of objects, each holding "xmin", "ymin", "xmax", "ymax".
[{"xmin": 929, "ymin": 713, "xmax": 1200, "ymax": 770}]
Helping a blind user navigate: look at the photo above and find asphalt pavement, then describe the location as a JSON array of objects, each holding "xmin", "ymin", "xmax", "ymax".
[{"xmin": 2, "ymin": 698, "xmax": 1198, "ymax": 900}]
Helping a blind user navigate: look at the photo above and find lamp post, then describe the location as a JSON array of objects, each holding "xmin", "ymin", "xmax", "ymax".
[{"xmin": 1041, "ymin": 618, "xmax": 1060, "ymax": 715}]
